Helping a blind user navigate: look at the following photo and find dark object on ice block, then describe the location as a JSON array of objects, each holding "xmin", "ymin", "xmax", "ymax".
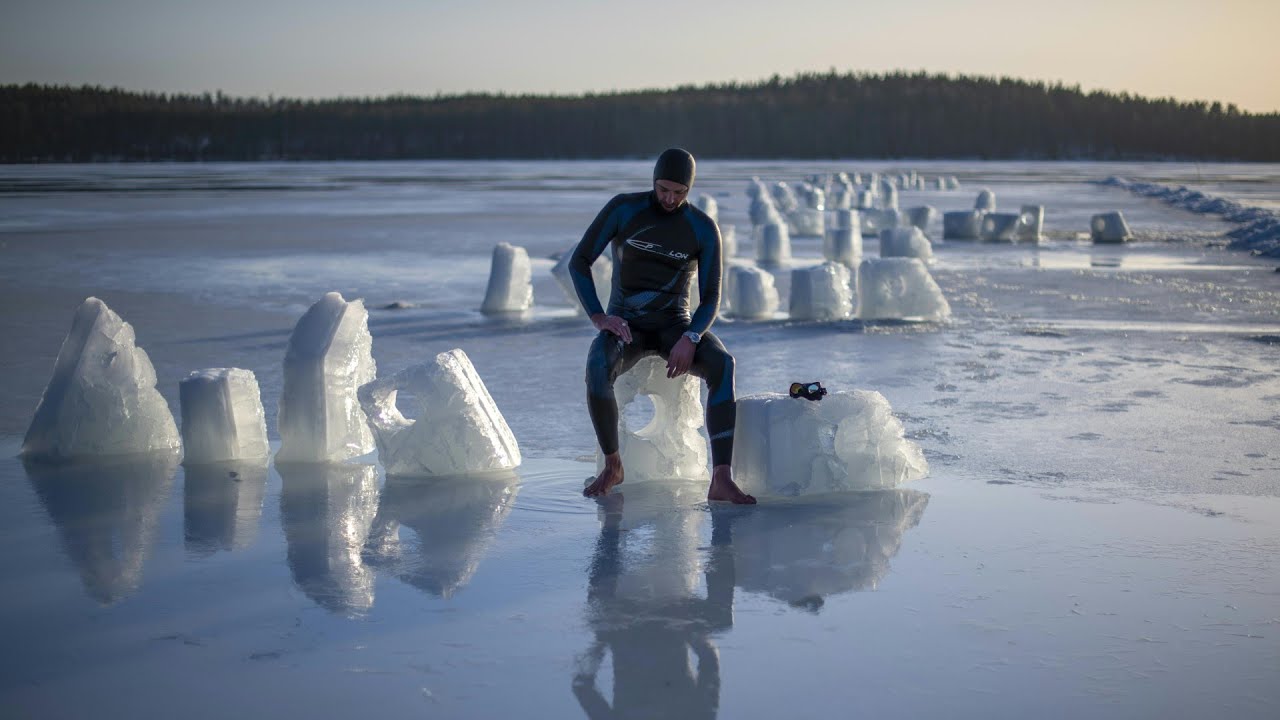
[{"xmin": 789, "ymin": 381, "xmax": 828, "ymax": 401}]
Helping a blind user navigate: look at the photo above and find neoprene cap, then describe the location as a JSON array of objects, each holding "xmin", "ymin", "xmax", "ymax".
[{"xmin": 653, "ymin": 148, "xmax": 696, "ymax": 188}]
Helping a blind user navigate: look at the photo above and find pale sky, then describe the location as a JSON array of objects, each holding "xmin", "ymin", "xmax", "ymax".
[{"xmin": 2, "ymin": 0, "xmax": 1277, "ymax": 113}]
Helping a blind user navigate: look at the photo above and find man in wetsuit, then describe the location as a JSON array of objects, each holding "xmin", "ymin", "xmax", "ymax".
[{"xmin": 570, "ymin": 148, "xmax": 756, "ymax": 504}]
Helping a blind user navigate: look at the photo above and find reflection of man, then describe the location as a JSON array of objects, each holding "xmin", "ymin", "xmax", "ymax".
[
  {"xmin": 570, "ymin": 148, "xmax": 755, "ymax": 504},
  {"xmin": 574, "ymin": 492, "xmax": 733, "ymax": 719}
]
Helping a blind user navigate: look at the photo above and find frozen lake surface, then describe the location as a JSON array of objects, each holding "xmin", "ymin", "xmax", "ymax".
[{"xmin": 1, "ymin": 160, "xmax": 1278, "ymax": 718}]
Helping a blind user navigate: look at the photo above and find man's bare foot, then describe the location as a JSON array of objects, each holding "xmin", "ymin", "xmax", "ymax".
[
  {"xmin": 707, "ymin": 465, "xmax": 756, "ymax": 504},
  {"xmin": 584, "ymin": 454, "xmax": 624, "ymax": 497}
]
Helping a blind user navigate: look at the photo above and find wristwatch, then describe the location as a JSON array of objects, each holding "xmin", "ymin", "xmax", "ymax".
[{"xmin": 682, "ymin": 331, "xmax": 701, "ymax": 345}]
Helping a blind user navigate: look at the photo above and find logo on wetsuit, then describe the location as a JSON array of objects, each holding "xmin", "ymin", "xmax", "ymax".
[{"xmin": 625, "ymin": 238, "xmax": 690, "ymax": 260}]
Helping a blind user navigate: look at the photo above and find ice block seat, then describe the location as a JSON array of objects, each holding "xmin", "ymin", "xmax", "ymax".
[
  {"xmin": 732, "ymin": 390, "xmax": 928, "ymax": 497},
  {"xmin": 597, "ymin": 355, "xmax": 708, "ymax": 480}
]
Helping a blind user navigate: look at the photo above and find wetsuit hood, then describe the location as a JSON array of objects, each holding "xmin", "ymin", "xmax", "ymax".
[{"xmin": 653, "ymin": 148, "xmax": 696, "ymax": 189}]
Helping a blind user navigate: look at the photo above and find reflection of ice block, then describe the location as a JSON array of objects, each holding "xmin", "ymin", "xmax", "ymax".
[
  {"xmin": 23, "ymin": 297, "xmax": 181, "ymax": 460},
  {"xmin": 721, "ymin": 224, "xmax": 737, "ymax": 259},
  {"xmin": 184, "ymin": 460, "xmax": 268, "ymax": 555},
  {"xmin": 823, "ymin": 227, "xmax": 862, "ymax": 267},
  {"xmin": 733, "ymin": 391, "xmax": 928, "ymax": 497},
  {"xmin": 860, "ymin": 209, "xmax": 901, "ymax": 236},
  {"xmin": 980, "ymin": 212, "xmax": 1021, "ymax": 242},
  {"xmin": 279, "ymin": 462, "xmax": 378, "ymax": 616},
  {"xmin": 363, "ymin": 472, "xmax": 518, "ymax": 598},
  {"xmin": 179, "ymin": 368, "xmax": 268, "ymax": 464},
  {"xmin": 974, "ymin": 189, "xmax": 996, "ymax": 211},
  {"xmin": 26, "ymin": 451, "xmax": 179, "ymax": 604},
  {"xmin": 904, "ymin": 206, "xmax": 936, "ymax": 232},
  {"xmin": 597, "ymin": 356, "xmax": 707, "ymax": 480},
  {"xmin": 880, "ymin": 227, "xmax": 934, "ymax": 261},
  {"xmin": 789, "ymin": 208, "xmax": 824, "ymax": 236},
  {"xmin": 480, "ymin": 242, "xmax": 533, "ymax": 314},
  {"xmin": 789, "ymin": 263, "xmax": 854, "ymax": 320},
  {"xmin": 728, "ymin": 265, "xmax": 780, "ymax": 320},
  {"xmin": 943, "ymin": 210, "xmax": 983, "ymax": 240},
  {"xmin": 755, "ymin": 222, "xmax": 791, "ymax": 265},
  {"xmin": 1091, "ymin": 211, "xmax": 1131, "ymax": 243},
  {"xmin": 277, "ymin": 292, "xmax": 377, "ymax": 463},
  {"xmin": 858, "ymin": 258, "xmax": 951, "ymax": 321},
  {"xmin": 695, "ymin": 194, "xmax": 718, "ymax": 224},
  {"xmin": 359, "ymin": 349, "xmax": 521, "ymax": 476},
  {"xmin": 1017, "ymin": 205, "xmax": 1045, "ymax": 242},
  {"xmin": 552, "ymin": 245, "xmax": 611, "ymax": 314},
  {"xmin": 727, "ymin": 489, "xmax": 929, "ymax": 605}
]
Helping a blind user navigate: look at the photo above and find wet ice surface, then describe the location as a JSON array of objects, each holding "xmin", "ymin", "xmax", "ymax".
[{"xmin": 1, "ymin": 161, "xmax": 1279, "ymax": 717}]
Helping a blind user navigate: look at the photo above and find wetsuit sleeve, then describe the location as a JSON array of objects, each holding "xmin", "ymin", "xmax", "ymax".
[
  {"xmin": 569, "ymin": 195, "xmax": 623, "ymax": 317},
  {"xmin": 688, "ymin": 219, "xmax": 722, "ymax": 335}
]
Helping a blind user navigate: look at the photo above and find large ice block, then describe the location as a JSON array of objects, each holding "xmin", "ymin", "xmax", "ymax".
[
  {"xmin": 823, "ymin": 226, "xmax": 862, "ymax": 267},
  {"xmin": 552, "ymin": 244, "xmax": 612, "ymax": 314},
  {"xmin": 480, "ymin": 242, "xmax": 534, "ymax": 314},
  {"xmin": 755, "ymin": 221, "xmax": 792, "ymax": 265},
  {"xmin": 179, "ymin": 368, "xmax": 268, "ymax": 464},
  {"xmin": 1017, "ymin": 205, "xmax": 1045, "ymax": 242},
  {"xmin": 359, "ymin": 349, "xmax": 521, "ymax": 476},
  {"xmin": 597, "ymin": 355, "xmax": 707, "ymax": 480},
  {"xmin": 974, "ymin": 189, "xmax": 997, "ymax": 211},
  {"xmin": 879, "ymin": 227, "xmax": 934, "ymax": 262},
  {"xmin": 858, "ymin": 258, "xmax": 951, "ymax": 321},
  {"xmin": 277, "ymin": 292, "xmax": 377, "ymax": 462},
  {"xmin": 728, "ymin": 265, "xmax": 780, "ymax": 320},
  {"xmin": 979, "ymin": 212, "xmax": 1021, "ymax": 242},
  {"xmin": 789, "ymin": 263, "xmax": 854, "ymax": 320},
  {"xmin": 905, "ymin": 206, "xmax": 936, "ymax": 232},
  {"xmin": 23, "ymin": 297, "xmax": 181, "ymax": 460},
  {"xmin": 732, "ymin": 390, "xmax": 928, "ymax": 497},
  {"xmin": 943, "ymin": 210, "xmax": 983, "ymax": 240},
  {"xmin": 1091, "ymin": 211, "xmax": 1132, "ymax": 243}
]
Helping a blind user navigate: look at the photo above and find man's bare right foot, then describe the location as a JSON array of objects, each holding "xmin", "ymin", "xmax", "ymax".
[
  {"xmin": 707, "ymin": 465, "xmax": 756, "ymax": 505},
  {"xmin": 584, "ymin": 457, "xmax": 624, "ymax": 497}
]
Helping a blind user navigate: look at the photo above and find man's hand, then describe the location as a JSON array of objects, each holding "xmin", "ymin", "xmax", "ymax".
[
  {"xmin": 667, "ymin": 335, "xmax": 695, "ymax": 378},
  {"xmin": 591, "ymin": 313, "xmax": 632, "ymax": 343}
]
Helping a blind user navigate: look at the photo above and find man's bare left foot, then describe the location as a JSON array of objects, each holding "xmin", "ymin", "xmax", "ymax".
[
  {"xmin": 584, "ymin": 456, "xmax": 624, "ymax": 497},
  {"xmin": 707, "ymin": 466, "xmax": 756, "ymax": 504}
]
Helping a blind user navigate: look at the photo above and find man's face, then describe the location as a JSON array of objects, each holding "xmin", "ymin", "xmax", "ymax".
[{"xmin": 654, "ymin": 179, "xmax": 689, "ymax": 212}]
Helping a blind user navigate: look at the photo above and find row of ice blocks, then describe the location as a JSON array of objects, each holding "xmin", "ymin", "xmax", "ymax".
[
  {"xmin": 944, "ymin": 205, "xmax": 1044, "ymax": 241},
  {"xmin": 727, "ymin": 259, "xmax": 950, "ymax": 322}
]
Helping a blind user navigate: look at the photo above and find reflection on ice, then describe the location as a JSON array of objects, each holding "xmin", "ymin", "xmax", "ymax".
[
  {"xmin": 278, "ymin": 462, "xmax": 379, "ymax": 616},
  {"xmin": 722, "ymin": 489, "xmax": 929, "ymax": 608},
  {"xmin": 183, "ymin": 460, "xmax": 268, "ymax": 556},
  {"xmin": 24, "ymin": 451, "xmax": 179, "ymax": 604},
  {"xmin": 363, "ymin": 472, "xmax": 518, "ymax": 598}
]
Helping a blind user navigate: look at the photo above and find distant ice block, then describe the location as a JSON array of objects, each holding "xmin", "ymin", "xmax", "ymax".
[
  {"xmin": 598, "ymin": 356, "xmax": 707, "ymax": 479},
  {"xmin": 771, "ymin": 182, "xmax": 800, "ymax": 213},
  {"xmin": 789, "ymin": 263, "xmax": 854, "ymax": 320},
  {"xmin": 823, "ymin": 226, "xmax": 862, "ymax": 267},
  {"xmin": 359, "ymin": 349, "xmax": 521, "ymax": 476},
  {"xmin": 855, "ymin": 190, "xmax": 875, "ymax": 210},
  {"xmin": 832, "ymin": 208, "xmax": 859, "ymax": 231},
  {"xmin": 746, "ymin": 178, "xmax": 766, "ymax": 199},
  {"xmin": 829, "ymin": 183, "xmax": 853, "ymax": 210},
  {"xmin": 860, "ymin": 209, "xmax": 901, "ymax": 236},
  {"xmin": 480, "ymin": 242, "xmax": 533, "ymax": 314},
  {"xmin": 695, "ymin": 194, "xmax": 719, "ymax": 224},
  {"xmin": 946, "ymin": 176, "xmax": 961, "ymax": 190},
  {"xmin": 749, "ymin": 197, "xmax": 783, "ymax": 226},
  {"xmin": 279, "ymin": 462, "xmax": 378, "ymax": 615},
  {"xmin": 552, "ymin": 244, "xmax": 611, "ymax": 314},
  {"xmin": 23, "ymin": 297, "xmax": 181, "ymax": 460},
  {"xmin": 721, "ymin": 224, "xmax": 738, "ymax": 259},
  {"xmin": 879, "ymin": 227, "xmax": 934, "ymax": 262},
  {"xmin": 184, "ymin": 459, "xmax": 268, "ymax": 555},
  {"xmin": 179, "ymin": 368, "xmax": 269, "ymax": 464},
  {"xmin": 904, "ymin": 206, "xmax": 936, "ymax": 232},
  {"xmin": 755, "ymin": 222, "xmax": 792, "ymax": 265},
  {"xmin": 974, "ymin": 189, "xmax": 997, "ymax": 211},
  {"xmin": 878, "ymin": 180, "xmax": 899, "ymax": 210},
  {"xmin": 943, "ymin": 210, "xmax": 983, "ymax": 240},
  {"xmin": 979, "ymin": 212, "xmax": 1021, "ymax": 242},
  {"xmin": 277, "ymin": 292, "xmax": 377, "ymax": 463},
  {"xmin": 1091, "ymin": 211, "xmax": 1132, "ymax": 243},
  {"xmin": 728, "ymin": 265, "xmax": 780, "ymax": 320},
  {"xmin": 1017, "ymin": 205, "xmax": 1045, "ymax": 242},
  {"xmin": 733, "ymin": 390, "xmax": 928, "ymax": 497},
  {"xmin": 858, "ymin": 258, "xmax": 951, "ymax": 321},
  {"xmin": 932, "ymin": 177, "xmax": 946, "ymax": 190},
  {"xmin": 789, "ymin": 208, "xmax": 824, "ymax": 236}
]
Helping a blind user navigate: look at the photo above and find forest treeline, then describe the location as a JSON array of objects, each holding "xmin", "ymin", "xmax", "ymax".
[{"xmin": 4, "ymin": 71, "xmax": 1278, "ymax": 162}]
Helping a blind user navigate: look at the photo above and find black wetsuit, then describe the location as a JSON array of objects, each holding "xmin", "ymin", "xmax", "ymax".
[{"xmin": 570, "ymin": 190, "xmax": 736, "ymax": 467}]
